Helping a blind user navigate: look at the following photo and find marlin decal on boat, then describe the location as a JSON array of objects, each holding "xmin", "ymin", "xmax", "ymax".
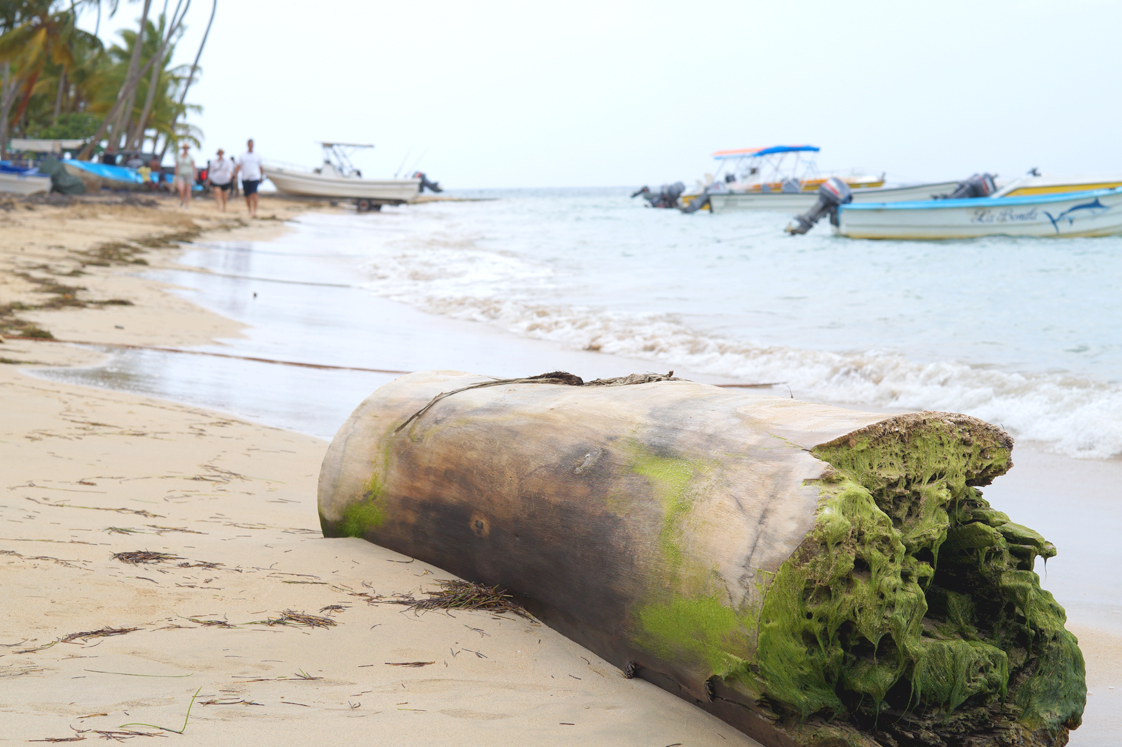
[{"xmin": 1044, "ymin": 198, "xmax": 1110, "ymax": 233}]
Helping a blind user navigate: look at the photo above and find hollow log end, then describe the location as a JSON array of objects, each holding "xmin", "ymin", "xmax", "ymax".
[{"xmin": 734, "ymin": 411, "xmax": 1085, "ymax": 746}]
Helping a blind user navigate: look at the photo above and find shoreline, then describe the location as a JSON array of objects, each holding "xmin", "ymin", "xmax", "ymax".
[
  {"xmin": 0, "ymin": 194, "xmax": 757, "ymax": 746},
  {"xmin": 1, "ymin": 195, "xmax": 1117, "ymax": 744}
]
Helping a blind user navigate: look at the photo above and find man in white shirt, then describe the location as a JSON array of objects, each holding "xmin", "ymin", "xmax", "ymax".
[{"xmin": 233, "ymin": 138, "xmax": 265, "ymax": 218}]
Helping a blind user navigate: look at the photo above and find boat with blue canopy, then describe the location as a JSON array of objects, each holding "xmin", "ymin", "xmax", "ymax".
[{"xmin": 678, "ymin": 145, "xmax": 963, "ymax": 213}]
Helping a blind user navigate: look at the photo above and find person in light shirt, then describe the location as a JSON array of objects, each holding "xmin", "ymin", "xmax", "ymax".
[
  {"xmin": 174, "ymin": 143, "xmax": 196, "ymax": 208},
  {"xmin": 234, "ymin": 138, "xmax": 266, "ymax": 218},
  {"xmin": 207, "ymin": 148, "xmax": 233, "ymax": 212}
]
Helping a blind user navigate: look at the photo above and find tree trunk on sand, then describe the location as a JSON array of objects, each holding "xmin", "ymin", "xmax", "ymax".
[
  {"xmin": 319, "ymin": 370, "xmax": 1086, "ymax": 747},
  {"xmin": 158, "ymin": 0, "xmax": 213, "ymax": 162}
]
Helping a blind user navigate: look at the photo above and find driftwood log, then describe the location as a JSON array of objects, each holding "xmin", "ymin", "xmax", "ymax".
[{"xmin": 318, "ymin": 371, "xmax": 1085, "ymax": 747}]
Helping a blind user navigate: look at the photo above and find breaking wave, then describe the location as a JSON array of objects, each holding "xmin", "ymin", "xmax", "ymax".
[{"xmin": 357, "ymin": 230, "xmax": 1122, "ymax": 460}]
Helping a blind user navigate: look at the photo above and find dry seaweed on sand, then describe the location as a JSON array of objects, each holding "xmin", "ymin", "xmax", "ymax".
[
  {"xmin": 20, "ymin": 627, "xmax": 141, "ymax": 653},
  {"xmin": 29, "ymin": 735, "xmax": 87, "ymax": 743},
  {"xmin": 183, "ymin": 616, "xmax": 234, "ymax": 629},
  {"xmin": 199, "ymin": 698, "xmax": 262, "ymax": 707},
  {"xmin": 251, "ymin": 610, "xmax": 337, "ymax": 628},
  {"xmin": 176, "ymin": 560, "xmax": 222, "ymax": 570},
  {"xmin": 112, "ymin": 551, "xmax": 181, "ymax": 565},
  {"xmin": 61, "ymin": 627, "xmax": 141, "ymax": 644},
  {"xmin": 389, "ymin": 580, "xmax": 533, "ymax": 619}
]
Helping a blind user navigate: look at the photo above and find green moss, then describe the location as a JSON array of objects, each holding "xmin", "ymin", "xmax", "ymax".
[
  {"xmin": 637, "ymin": 594, "xmax": 756, "ymax": 681},
  {"xmin": 337, "ymin": 473, "xmax": 387, "ymax": 538},
  {"xmin": 339, "ymin": 499, "xmax": 386, "ymax": 538},
  {"xmin": 628, "ymin": 442, "xmax": 708, "ymax": 569},
  {"xmin": 756, "ymin": 475, "xmax": 928, "ymax": 718},
  {"xmin": 747, "ymin": 415, "xmax": 1086, "ymax": 743}
]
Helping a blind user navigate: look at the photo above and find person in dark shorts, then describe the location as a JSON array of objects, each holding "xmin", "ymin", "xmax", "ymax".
[
  {"xmin": 208, "ymin": 148, "xmax": 233, "ymax": 211},
  {"xmin": 234, "ymin": 138, "xmax": 265, "ymax": 218}
]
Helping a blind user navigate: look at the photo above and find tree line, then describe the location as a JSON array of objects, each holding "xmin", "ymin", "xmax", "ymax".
[{"xmin": 0, "ymin": 0, "xmax": 215, "ymax": 161}]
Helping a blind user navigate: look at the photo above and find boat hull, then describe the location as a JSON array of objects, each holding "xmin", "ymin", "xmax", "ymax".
[
  {"xmin": 708, "ymin": 181, "xmax": 960, "ymax": 212},
  {"xmin": 63, "ymin": 161, "xmax": 145, "ymax": 192},
  {"xmin": 0, "ymin": 172, "xmax": 50, "ymax": 195},
  {"xmin": 994, "ymin": 173, "xmax": 1122, "ymax": 197},
  {"xmin": 838, "ymin": 187, "xmax": 1122, "ymax": 239},
  {"xmin": 263, "ymin": 166, "xmax": 420, "ymax": 203}
]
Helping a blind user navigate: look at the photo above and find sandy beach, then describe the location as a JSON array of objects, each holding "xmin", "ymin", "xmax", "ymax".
[
  {"xmin": 0, "ymin": 194, "xmax": 755, "ymax": 745},
  {"xmin": 2, "ymin": 194, "xmax": 1118, "ymax": 745}
]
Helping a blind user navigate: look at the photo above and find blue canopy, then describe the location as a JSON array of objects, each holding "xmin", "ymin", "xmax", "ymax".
[{"xmin": 712, "ymin": 145, "xmax": 820, "ymax": 160}]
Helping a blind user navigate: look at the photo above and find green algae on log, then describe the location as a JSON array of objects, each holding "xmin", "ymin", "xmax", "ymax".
[{"xmin": 318, "ymin": 371, "xmax": 1085, "ymax": 747}]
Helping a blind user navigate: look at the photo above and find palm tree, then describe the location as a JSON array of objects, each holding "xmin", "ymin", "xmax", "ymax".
[
  {"xmin": 77, "ymin": 0, "xmax": 190, "ymax": 159},
  {"xmin": 157, "ymin": 0, "xmax": 210, "ymax": 159},
  {"xmin": 0, "ymin": 0, "xmax": 98, "ymax": 157}
]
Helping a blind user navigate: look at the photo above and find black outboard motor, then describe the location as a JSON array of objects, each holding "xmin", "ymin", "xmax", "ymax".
[
  {"xmin": 413, "ymin": 172, "xmax": 443, "ymax": 193},
  {"xmin": 633, "ymin": 182, "xmax": 686, "ymax": 208},
  {"xmin": 785, "ymin": 177, "xmax": 852, "ymax": 235},
  {"xmin": 940, "ymin": 173, "xmax": 997, "ymax": 200}
]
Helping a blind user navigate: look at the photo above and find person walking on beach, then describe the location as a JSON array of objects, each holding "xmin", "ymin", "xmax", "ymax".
[
  {"xmin": 208, "ymin": 148, "xmax": 233, "ymax": 212},
  {"xmin": 234, "ymin": 138, "xmax": 265, "ymax": 218},
  {"xmin": 174, "ymin": 143, "xmax": 196, "ymax": 208}
]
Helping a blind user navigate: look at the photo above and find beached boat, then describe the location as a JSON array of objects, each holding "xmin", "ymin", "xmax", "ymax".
[
  {"xmin": 262, "ymin": 142, "xmax": 421, "ymax": 211},
  {"xmin": 837, "ymin": 186, "xmax": 1122, "ymax": 239},
  {"xmin": 62, "ymin": 160, "xmax": 146, "ymax": 192},
  {"xmin": 0, "ymin": 163, "xmax": 50, "ymax": 195}
]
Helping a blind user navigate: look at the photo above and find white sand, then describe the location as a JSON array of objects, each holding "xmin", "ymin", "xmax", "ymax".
[{"xmin": 0, "ymin": 196, "xmax": 754, "ymax": 745}]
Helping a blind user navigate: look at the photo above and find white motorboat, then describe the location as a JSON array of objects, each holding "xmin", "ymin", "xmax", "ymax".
[
  {"xmin": 837, "ymin": 187, "xmax": 1122, "ymax": 239},
  {"xmin": 677, "ymin": 145, "xmax": 888, "ymax": 212},
  {"xmin": 0, "ymin": 167, "xmax": 50, "ymax": 195},
  {"xmin": 262, "ymin": 142, "xmax": 421, "ymax": 211},
  {"xmin": 991, "ymin": 172, "xmax": 1122, "ymax": 198},
  {"xmin": 708, "ymin": 180, "xmax": 961, "ymax": 212}
]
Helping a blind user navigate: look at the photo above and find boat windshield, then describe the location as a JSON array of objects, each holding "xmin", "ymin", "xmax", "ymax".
[{"xmin": 317, "ymin": 142, "xmax": 373, "ymax": 178}]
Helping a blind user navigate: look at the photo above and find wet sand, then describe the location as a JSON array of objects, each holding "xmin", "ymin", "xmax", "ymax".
[{"xmin": 1, "ymin": 195, "xmax": 1117, "ymax": 745}]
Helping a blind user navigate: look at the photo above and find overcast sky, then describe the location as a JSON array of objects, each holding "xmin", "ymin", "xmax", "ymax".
[{"xmin": 82, "ymin": 0, "xmax": 1122, "ymax": 189}]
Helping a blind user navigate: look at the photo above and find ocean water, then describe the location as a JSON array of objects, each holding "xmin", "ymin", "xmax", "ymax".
[
  {"xmin": 41, "ymin": 187, "xmax": 1122, "ymax": 459},
  {"xmin": 339, "ymin": 188, "xmax": 1121, "ymax": 459}
]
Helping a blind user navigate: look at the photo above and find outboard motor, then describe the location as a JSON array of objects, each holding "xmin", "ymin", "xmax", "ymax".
[
  {"xmin": 679, "ymin": 189, "xmax": 711, "ymax": 214},
  {"xmin": 785, "ymin": 177, "xmax": 852, "ymax": 235},
  {"xmin": 413, "ymin": 172, "xmax": 442, "ymax": 193},
  {"xmin": 940, "ymin": 173, "xmax": 997, "ymax": 199},
  {"xmin": 633, "ymin": 182, "xmax": 686, "ymax": 208}
]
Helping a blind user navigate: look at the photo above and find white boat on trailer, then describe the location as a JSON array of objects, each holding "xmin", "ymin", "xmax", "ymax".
[
  {"xmin": 838, "ymin": 187, "xmax": 1122, "ymax": 239},
  {"xmin": 262, "ymin": 142, "xmax": 422, "ymax": 211}
]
